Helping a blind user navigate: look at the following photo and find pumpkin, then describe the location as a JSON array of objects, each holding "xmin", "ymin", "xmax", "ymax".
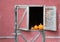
[
  {"xmin": 38, "ymin": 23, "xmax": 44, "ymax": 30},
  {"xmin": 34, "ymin": 25, "xmax": 38, "ymax": 30}
]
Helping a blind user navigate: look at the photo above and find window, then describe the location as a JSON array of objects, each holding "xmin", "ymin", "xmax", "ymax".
[{"xmin": 15, "ymin": 5, "xmax": 56, "ymax": 31}]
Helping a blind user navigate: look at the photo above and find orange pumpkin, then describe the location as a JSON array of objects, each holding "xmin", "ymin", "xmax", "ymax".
[
  {"xmin": 34, "ymin": 25, "xmax": 38, "ymax": 30},
  {"xmin": 38, "ymin": 24, "xmax": 44, "ymax": 30}
]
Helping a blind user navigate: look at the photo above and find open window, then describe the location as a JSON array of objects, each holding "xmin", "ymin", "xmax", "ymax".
[
  {"xmin": 29, "ymin": 5, "xmax": 45, "ymax": 30},
  {"xmin": 15, "ymin": 5, "xmax": 56, "ymax": 31}
]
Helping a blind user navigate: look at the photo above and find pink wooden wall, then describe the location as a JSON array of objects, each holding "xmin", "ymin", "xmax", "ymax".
[{"xmin": 0, "ymin": 0, "xmax": 60, "ymax": 42}]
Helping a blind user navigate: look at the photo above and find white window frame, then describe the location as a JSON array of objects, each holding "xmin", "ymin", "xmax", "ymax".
[{"xmin": 28, "ymin": 5, "xmax": 45, "ymax": 30}]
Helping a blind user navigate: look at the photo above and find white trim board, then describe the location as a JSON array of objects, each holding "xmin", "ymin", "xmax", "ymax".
[
  {"xmin": 1, "ymin": 36, "xmax": 60, "ymax": 39},
  {"xmin": 0, "ymin": 36, "xmax": 14, "ymax": 39},
  {"xmin": 46, "ymin": 36, "xmax": 60, "ymax": 38}
]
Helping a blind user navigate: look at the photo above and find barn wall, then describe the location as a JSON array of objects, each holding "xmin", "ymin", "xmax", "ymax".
[{"xmin": 0, "ymin": 0, "xmax": 60, "ymax": 42}]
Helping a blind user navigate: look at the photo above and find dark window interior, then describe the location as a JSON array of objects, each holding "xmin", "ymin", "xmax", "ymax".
[{"xmin": 29, "ymin": 7, "xmax": 43, "ymax": 29}]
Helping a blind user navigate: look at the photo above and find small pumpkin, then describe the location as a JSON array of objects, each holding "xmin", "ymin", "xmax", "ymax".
[
  {"xmin": 38, "ymin": 23, "xmax": 44, "ymax": 30},
  {"xmin": 34, "ymin": 25, "xmax": 38, "ymax": 30}
]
